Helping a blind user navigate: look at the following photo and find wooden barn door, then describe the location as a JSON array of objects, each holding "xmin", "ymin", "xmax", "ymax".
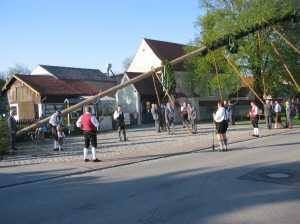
[{"xmin": 18, "ymin": 101, "xmax": 35, "ymax": 120}]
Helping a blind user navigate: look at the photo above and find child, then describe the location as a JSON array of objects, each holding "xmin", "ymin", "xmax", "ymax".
[{"xmin": 57, "ymin": 125, "xmax": 65, "ymax": 151}]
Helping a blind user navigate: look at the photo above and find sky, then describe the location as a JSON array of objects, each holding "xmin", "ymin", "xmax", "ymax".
[{"xmin": 0, "ymin": 0, "xmax": 205, "ymax": 74}]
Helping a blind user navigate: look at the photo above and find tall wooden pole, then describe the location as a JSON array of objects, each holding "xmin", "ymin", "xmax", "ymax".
[
  {"xmin": 152, "ymin": 73, "xmax": 161, "ymax": 106},
  {"xmin": 260, "ymin": 23, "xmax": 300, "ymax": 92},
  {"xmin": 257, "ymin": 30, "xmax": 267, "ymax": 99},
  {"xmin": 263, "ymin": 19, "xmax": 300, "ymax": 55},
  {"xmin": 212, "ymin": 50, "xmax": 223, "ymax": 101},
  {"xmin": 16, "ymin": 46, "xmax": 207, "ymax": 138}
]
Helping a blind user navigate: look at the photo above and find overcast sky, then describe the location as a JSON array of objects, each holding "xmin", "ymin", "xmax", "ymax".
[{"xmin": 0, "ymin": 0, "xmax": 205, "ymax": 74}]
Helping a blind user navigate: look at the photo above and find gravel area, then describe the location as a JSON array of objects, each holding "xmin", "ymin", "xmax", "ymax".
[{"xmin": 1, "ymin": 123, "xmax": 252, "ymax": 165}]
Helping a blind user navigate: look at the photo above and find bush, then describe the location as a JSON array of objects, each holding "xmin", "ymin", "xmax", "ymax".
[{"xmin": 0, "ymin": 121, "xmax": 10, "ymax": 155}]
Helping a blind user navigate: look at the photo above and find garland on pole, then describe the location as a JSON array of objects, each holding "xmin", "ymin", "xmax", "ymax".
[{"xmin": 161, "ymin": 59, "xmax": 176, "ymax": 93}]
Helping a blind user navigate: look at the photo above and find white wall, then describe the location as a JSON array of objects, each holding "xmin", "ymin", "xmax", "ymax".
[
  {"xmin": 127, "ymin": 39, "xmax": 162, "ymax": 73},
  {"xmin": 30, "ymin": 65, "xmax": 51, "ymax": 76}
]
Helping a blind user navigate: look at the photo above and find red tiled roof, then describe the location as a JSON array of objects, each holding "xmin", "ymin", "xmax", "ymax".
[
  {"xmin": 13, "ymin": 75, "xmax": 99, "ymax": 96},
  {"xmin": 144, "ymin": 39, "xmax": 186, "ymax": 70},
  {"xmin": 126, "ymin": 72, "xmax": 164, "ymax": 95}
]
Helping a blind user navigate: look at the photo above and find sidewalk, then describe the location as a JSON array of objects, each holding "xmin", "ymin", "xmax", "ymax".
[{"xmin": 0, "ymin": 123, "xmax": 298, "ymax": 189}]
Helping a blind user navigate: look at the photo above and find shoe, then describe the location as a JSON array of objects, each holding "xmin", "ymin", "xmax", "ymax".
[
  {"xmin": 251, "ymin": 134, "xmax": 256, "ymax": 137},
  {"xmin": 54, "ymin": 148, "xmax": 59, "ymax": 151},
  {"xmin": 84, "ymin": 158, "xmax": 89, "ymax": 162},
  {"xmin": 255, "ymin": 135, "xmax": 259, "ymax": 137},
  {"xmin": 60, "ymin": 148, "xmax": 63, "ymax": 151},
  {"xmin": 124, "ymin": 139, "xmax": 127, "ymax": 142},
  {"xmin": 93, "ymin": 158, "xmax": 101, "ymax": 162},
  {"xmin": 224, "ymin": 148, "xmax": 227, "ymax": 151}
]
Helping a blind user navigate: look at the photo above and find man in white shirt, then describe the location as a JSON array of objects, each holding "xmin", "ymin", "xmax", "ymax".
[
  {"xmin": 274, "ymin": 101, "xmax": 285, "ymax": 128},
  {"xmin": 49, "ymin": 110, "xmax": 63, "ymax": 151},
  {"xmin": 213, "ymin": 102, "xmax": 229, "ymax": 151},
  {"xmin": 76, "ymin": 106, "xmax": 103, "ymax": 162},
  {"xmin": 113, "ymin": 105, "xmax": 128, "ymax": 141}
]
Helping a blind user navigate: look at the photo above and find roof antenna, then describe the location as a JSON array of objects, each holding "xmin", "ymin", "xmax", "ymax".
[{"xmin": 106, "ymin": 63, "xmax": 115, "ymax": 77}]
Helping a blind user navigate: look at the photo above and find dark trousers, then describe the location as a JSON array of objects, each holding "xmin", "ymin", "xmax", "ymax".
[
  {"xmin": 84, "ymin": 131, "xmax": 97, "ymax": 148},
  {"xmin": 286, "ymin": 117, "xmax": 293, "ymax": 128},
  {"xmin": 229, "ymin": 113, "xmax": 235, "ymax": 125},
  {"xmin": 10, "ymin": 133, "xmax": 16, "ymax": 149},
  {"xmin": 189, "ymin": 118, "xmax": 197, "ymax": 133},
  {"xmin": 166, "ymin": 119, "xmax": 175, "ymax": 134},
  {"xmin": 251, "ymin": 116, "xmax": 258, "ymax": 128},
  {"xmin": 52, "ymin": 126, "xmax": 58, "ymax": 141},
  {"xmin": 154, "ymin": 119, "xmax": 160, "ymax": 132},
  {"xmin": 265, "ymin": 116, "xmax": 272, "ymax": 129}
]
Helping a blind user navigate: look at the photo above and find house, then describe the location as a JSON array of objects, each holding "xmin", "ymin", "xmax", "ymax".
[
  {"xmin": 1, "ymin": 74, "xmax": 101, "ymax": 120},
  {"xmin": 123, "ymin": 38, "xmax": 256, "ymax": 120},
  {"xmin": 1, "ymin": 65, "xmax": 117, "ymax": 120}
]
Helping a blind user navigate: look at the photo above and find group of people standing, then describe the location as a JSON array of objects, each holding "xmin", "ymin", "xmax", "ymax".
[
  {"xmin": 264, "ymin": 99, "xmax": 298, "ymax": 130},
  {"xmin": 7, "ymin": 97, "xmax": 298, "ymax": 161},
  {"xmin": 150, "ymin": 102, "xmax": 197, "ymax": 135}
]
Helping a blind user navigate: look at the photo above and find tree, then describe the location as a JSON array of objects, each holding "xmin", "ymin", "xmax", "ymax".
[
  {"xmin": 161, "ymin": 60, "xmax": 177, "ymax": 93},
  {"xmin": 122, "ymin": 56, "xmax": 134, "ymax": 72},
  {"xmin": 7, "ymin": 63, "xmax": 31, "ymax": 76},
  {"xmin": 185, "ymin": 0, "xmax": 300, "ymax": 98}
]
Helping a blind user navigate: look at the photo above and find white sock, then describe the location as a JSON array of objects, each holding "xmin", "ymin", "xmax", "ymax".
[
  {"xmin": 256, "ymin": 128, "xmax": 259, "ymax": 136},
  {"xmin": 253, "ymin": 128, "xmax": 256, "ymax": 135},
  {"xmin": 83, "ymin": 148, "xmax": 88, "ymax": 159},
  {"xmin": 58, "ymin": 145, "xmax": 61, "ymax": 150},
  {"xmin": 54, "ymin": 140, "xmax": 58, "ymax": 148},
  {"xmin": 92, "ymin": 147, "xmax": 96, "ymax": 160}
]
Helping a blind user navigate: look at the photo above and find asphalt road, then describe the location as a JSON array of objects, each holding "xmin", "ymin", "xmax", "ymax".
[{"xmin": 1, "ymin": 129, "xmax": 300, "ymax": 224}]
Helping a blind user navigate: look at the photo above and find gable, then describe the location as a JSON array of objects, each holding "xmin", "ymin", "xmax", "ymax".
[
  {"xmin": 127, "ymin": 39, "xmax": 162, "ymax": 73},
  {"xmin": 127, "ymin": 38, "xmax": 186, "ymax": 73}
]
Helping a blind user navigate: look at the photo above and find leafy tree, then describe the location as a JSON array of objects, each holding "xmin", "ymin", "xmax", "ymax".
[
  {"xmin": 161, "ymin": 60, "xmax": 177, "ymax": 93},
  {"xmin": 185, "ymin": 0, "xmax": 300, "ymax": 98}
]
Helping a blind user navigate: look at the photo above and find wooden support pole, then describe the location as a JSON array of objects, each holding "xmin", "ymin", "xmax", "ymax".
[
  {"xmin": 257, "ymin": 30, "xmax": 267, "ymax": 99},
  {"xmin": 263, "ymin": 19, "xmax": 300, "ymax": 55},
  {"xmin": 152, "ymin": 73, "xmax": 161, "ymax": 106},
  {"xmin": 152, "ymin": 67, "xmax": 193, "ymax": 134},
  {"xmin": 220, "ymin": 50, "xmax": 265, "ymax": 105},
  {"xmin": 260, "ymin": 23, "xmax": 300, "ymax": 92},
  {"xmin": 212, "ymin": 50, "xmax": 223, "ymax": 101},
  {"xmin": 16, "ymin": 46, "xmax": 207, "ymax": 138}
]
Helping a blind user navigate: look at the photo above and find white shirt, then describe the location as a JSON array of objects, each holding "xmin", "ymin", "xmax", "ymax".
[
  {"xmin": 76, "ymin": 112, "xmax": 99, "ymax": 128},
  {"xmin": 113, "ymin": 110, "xmax": 124, "ymax": 120},
  {"xmin": 274, "ymin": 104, "xmax": 281, "ymax": 113},
  {"xmin": 49, "ymin": 113, "xmax": 63, "ymax": 126},
  {"xmin": 214, "ymin": 107, "xmax": 228, "ymax": 122}
]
